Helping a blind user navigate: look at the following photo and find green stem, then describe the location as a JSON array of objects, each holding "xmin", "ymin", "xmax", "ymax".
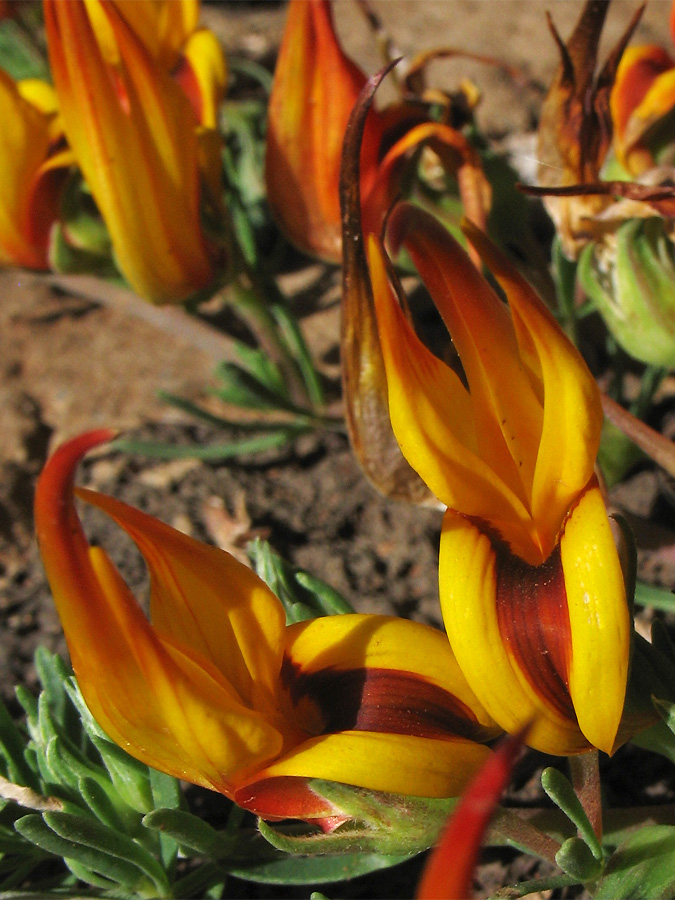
[
  {"xmin": 635, "ymin": 581, "xmax": 675, "ymax": 613},
  {"xmin": 491, "ymin": 872, "xmax": 580, "ymax": 899},
  {"xmin": 487, "ymin": 808, "xmax": 561, "ymax": 864}
]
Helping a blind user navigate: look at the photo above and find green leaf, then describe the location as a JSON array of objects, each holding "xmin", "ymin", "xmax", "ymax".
[
  {"xmin": 40, "ymin": 811, "xmax": 168, "ymax": 894},
  {"xmin": 232, "ymin": 342, "xmax": 288, "ymax": 399},
  {"xmin": 294, "ymin": 572, "xmax": 355, "ymax": 616},
  {"xmin": 595, "ymin": 825, "xmax": 675, "ymax": 899},
  {"xmin": 77, "ymin": 777, "xmax": 130, "ymax": 834},
  {"xmin": 635, "ymin": 582, "xmax": 675, "ymax": 614},
  {"xmin": 111, "ymin": 428, "xmax": 305, "ymax": 462},
  {"xmin": 88, "ymin": 736, "xmax": 153, "ymax": 815},
  {"xmin": 157, "ymin": 391, "xmax": 288, "ymax": 432},
  {"xmin": 45, "ymin": 735, "xmax": 107, "ymax": 797},
  {"xmin": 541, "ymin": 767, "xmax": 602, "ymax": 860},
  {"xmin": 142, "ymin": 808, "xmax": 231, "ymax": 858},
  {"xmin": 0, "ymin": 20, "xmax": 50, "ymax": 81},
  {"xmin": 227, "ymin": 844, "xmax": 413, "ymax": 886},
  {"xmin": 271, "ymin": 305, "xmax": 325, "ymax": 409},
  {"xmin": 555, "ymin": 836, "xmax": 603, "ymax": 882},
  {"xmin": 0, "ymin": 696, "xmax": 38, "ymax": 790},
  {"xmin": 15, "ymin": 813, "xmax": 159, "ymax": 892},
  {"xmin": 33, "ymin": 649, "xmax": 74, "ymax": 732},
  {"xmin": 211, "ymin": 362, "xmax": 290, "ymax": 411},
  {"xmin": 14, "ymin": 687, "xmax": 38, "ymax": 735},
  {"xmin": 148, "ymin": 772, "xmax": 182, "ymax": 870}
]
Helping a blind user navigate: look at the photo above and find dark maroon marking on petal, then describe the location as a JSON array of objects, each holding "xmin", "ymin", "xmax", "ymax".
[
  {"xmin": 281, "ymin": 660, "xmax": 491, "ymax": 741},
  {"xmin": 495, "ymin": 541, "xmax": 574, "ymax": 720}
]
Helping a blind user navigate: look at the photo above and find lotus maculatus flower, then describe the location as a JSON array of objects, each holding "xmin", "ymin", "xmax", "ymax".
[
  {"xmin": 35, "ymin": 430, "xmax": 501, "ymax": 827},
  {"xmin": 611, "ymin": 0, "xmax": 675, "ymax": 176},
  {"xmin": 0, "ymin": 71, "xmax": 70, "ymax": 269},
  {"xmin": 362, "ymin": 201, "xmax": 631, "ymax": 757},
  {"xmin": 536, "ymin": 0, "xmax": 644, "ymax": 259},
  {"xmin": 266, "ymin": 0, "xmax": 490, "ymax": 263},
  {"xmin": 43, "ymin": 0, "xmax": 225, "ymax": 304}
]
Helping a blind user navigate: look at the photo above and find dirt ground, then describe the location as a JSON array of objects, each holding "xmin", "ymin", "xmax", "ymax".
[{"xmin": 2, "ymin": 2, "xmax": 675, "ymax": 898}]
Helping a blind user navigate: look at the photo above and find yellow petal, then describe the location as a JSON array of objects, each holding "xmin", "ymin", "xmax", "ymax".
[
  {"xmin": 76, "ymin": 486, "xmax": 286, "ymax": 714},
  {"xmin": 561, "ymin": 482, "xmax": 630, "ymax": 754},
  {"xmin": 112, "ymin": 0, "xmax": 199, "ymax": 70},
  {"xmin": 245, "ymin": 731, "xmax": 492, "ymax": 800},
  {"xmin": 368, "ymin": 231, "xmax": 537, "ymax": 550},
  {"xmin": 462, "ymin": 219, "xmax": 603, "ymax": 560},
  {"xmin": 178, "ymin": 28, "xmax": 227, "ymax": 129},
  {"xmin": 389, "ymin": 204, "xmax": 544, "ymax": 512},
  {"xmin": 439, "ymin": 510, "xmax": 590, "ymax": 755},
  {"xmin": 44, "ymin": 0, "xmax": 218, "ymax": 303},
  {"xmin": 0, "ymin": 70, "xmax": 63, "ymax": 269},
  {"xmin": 34, "ymin": 431, "xmax": 283, "ymax": 795}
]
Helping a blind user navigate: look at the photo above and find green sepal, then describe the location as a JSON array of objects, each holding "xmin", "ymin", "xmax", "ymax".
[
  {"xmin": 578, "ymin": 218, "xmax": 675, "ymax": 368},
  {"xmin": 261, "ymin": 781, "xmax": 456, "ymax": 856},
  {"xmin": 595, "ymin": 825, "xmax": 675, "ymax": 899},
  {"xmin": 541, "ymin": 768, "xmax": 602, "ymax": 860},
  {"xmin": 555, "ymin": 836, "xmax": 603, "ymax": 882},
  {"xmin": 230, "ymin": 828, "xmax": 412, "ymax": 886}
]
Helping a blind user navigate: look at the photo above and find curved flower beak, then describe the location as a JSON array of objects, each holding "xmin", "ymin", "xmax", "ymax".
[
  {"xmin": 266, "ymin": 0, "xmax": 383, "ymax": 262},
  {"xmin": 0, "ymin": 70, "xmax": 68, "ymax": 269},
  {"xmin": 368, "ymin": 203, "xmax": 631, "ymax": 755},
  {"xmin": 35, "ymin": 432, "xmax": 500, "ymax": 822},
  {"xmin": 44, "ymin": 0, "xmax": 222, "ymax": 304}
]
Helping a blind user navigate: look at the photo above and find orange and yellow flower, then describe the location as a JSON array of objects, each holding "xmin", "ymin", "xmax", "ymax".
[
  {"xmin": 35, "ymin": 430, "xmax": 500, "ymax": 824},
  {"xmin": 611, "ymin": 1, "xmax": 675, "ymax": 175},
  {"xmin": 43, "ymin": 0, "xmax": 225, "ymax": 304},
  {"xmin": 265, "ymin": 0, "xmax": 383, "ymax": 262},
  {"xmin": 364, "ymin": 203, "xmax": 631, "ymax": 756},
  {"xmin": 0, "ymin": 71, "xmax": 69, "ymax": 269},
  {"xmin": 266, "ymin": 0, "xmax": 490, "ymax": 263}
]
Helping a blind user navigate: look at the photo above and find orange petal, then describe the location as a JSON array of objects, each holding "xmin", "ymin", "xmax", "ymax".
[
  {"xmin": 368, "ymin": 225, "xmax": 541, "ymax": 557},
  {"xmin": 265, "ymin": 0, "xmax": 382, "ymax": 261},
  {"xmin": 44, "ymin": 0, "xmax": 219, "ymax": 303},
  {"xmin": 76, "ymin": 486, "xmax": 287, "ymax": 715},
  {"xmin": 34, "ymin": 431, "xmax": 284, "ymax": 795}
]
